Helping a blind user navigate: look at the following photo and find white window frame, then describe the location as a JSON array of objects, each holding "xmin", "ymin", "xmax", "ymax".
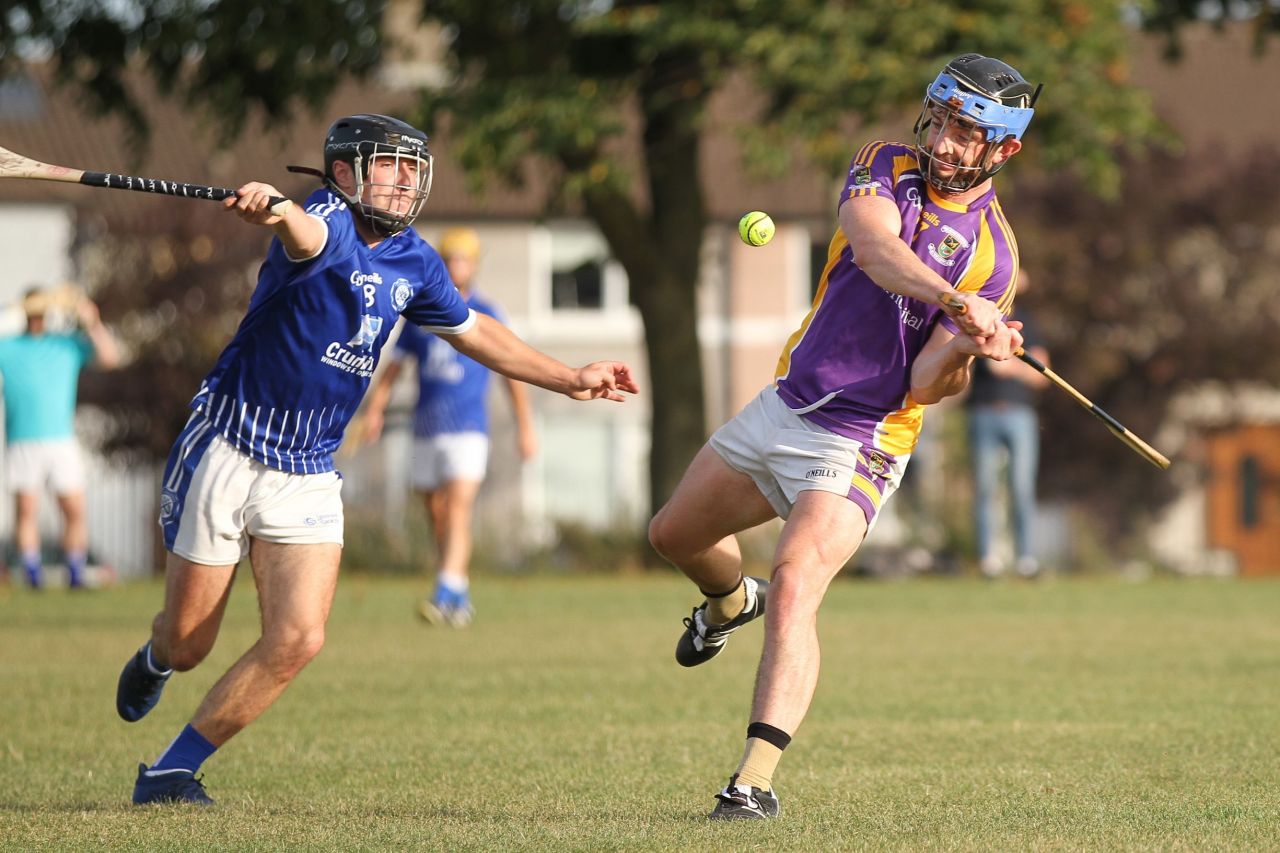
[{"xmin": 526, "ymin": 220, "xmax": 641, "ymax": 342}]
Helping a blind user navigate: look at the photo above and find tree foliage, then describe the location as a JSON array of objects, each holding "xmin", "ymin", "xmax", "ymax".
[
  {"xmin": 409, "ymin": 0, "xmax": 1167, "ymax": 513},
  {"xmin": 0, "ymin": 0, "xmax": 1251, "ymax": 521},
  {"xmin": 414, "ymin": 0, "xmax": 1162, "ymax": 195},
  {"xmin": 0, "ymin": 0, "xmax": 386, "ymax": 143}
]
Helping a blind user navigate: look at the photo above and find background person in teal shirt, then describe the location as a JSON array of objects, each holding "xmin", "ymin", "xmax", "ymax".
[{"xmin": 0, "ymin": 287, "xmax": 119, "ymax": 588}]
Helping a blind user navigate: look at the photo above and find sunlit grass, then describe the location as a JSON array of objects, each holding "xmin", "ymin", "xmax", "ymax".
[{"xmin": 1, "ymin": 574, "xmax": 1277, "ymax": 850}]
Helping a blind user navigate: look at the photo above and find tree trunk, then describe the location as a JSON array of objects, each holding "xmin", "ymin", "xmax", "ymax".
[
  {"xmin": 582, "ymin": 53, "xmax": 709, "ymax": 521},
  {"xmin": 634, "ymin": 268, "xmax": 706, "ymax": 515}
]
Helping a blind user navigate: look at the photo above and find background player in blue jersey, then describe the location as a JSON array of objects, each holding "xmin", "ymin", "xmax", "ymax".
[
  {"xmin": 362, "ymin": 227, "xmax": 537, "ymax": 627},
  {"xmin": 0, "ymin": 286, "xmax": 118, "ymax": 589},
  {"xmin": 648, "ymin": 55, "xmax": 1034, "ymax": 819},
  {"xmin": 114, "ymin": 115, "xmax": 638, "ymax": 806}
]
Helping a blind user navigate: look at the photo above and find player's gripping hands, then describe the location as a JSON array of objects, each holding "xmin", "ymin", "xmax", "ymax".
[
  {"xmin": 939, "ymin": 290, "xmax": 1003, "ymax": 339},
  {"xmin": 567, "ymin": 362, "xmax": 640, "ymax": 402},
  {"xmin": 224, "ymin": 182, "xmax": 291, "ymax": 224},
  {"xmin": 225, "ymin": 181, "xmax": 324, "ymax": 260},
  {"xmin": 956, "ymin": 319, "xmax": 1024, "ymax": 362}
]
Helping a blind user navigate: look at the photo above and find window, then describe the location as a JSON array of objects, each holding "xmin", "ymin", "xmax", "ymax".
[
  {"xmin": 548, "ymin": 225, "xmax": 627, "ymax": 313},
  {"xmin": 552, "ymin": 257, "xmax": 603, "ymax": 309},
  {"xmin": 1240, "ymin": 455, "xmax": 1260, "ymax": 528}
]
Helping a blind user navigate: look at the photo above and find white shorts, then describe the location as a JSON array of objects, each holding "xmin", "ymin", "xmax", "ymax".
[
  {"xmin": 708, "ymin": 386, "xmax": 907, "ymax": 526},
  {"xmin": 159, "ymin": 428, "xmax": 344, "ymax": 565},
  {"xmin": 6, "ymin": 438, "xmax": 86, "ymax": 495},
  {"xmin": 411, "ymin": 432, "xmax": 489, "ymax": 491}
]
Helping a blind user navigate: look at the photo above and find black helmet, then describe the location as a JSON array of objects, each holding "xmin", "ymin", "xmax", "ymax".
[
  {"xmin": 913, "ymin": 54, "xmax": 1040, "ymax": 192},
  {"xmin": 944, "ymin": 54, "xmax": 1036, "ymax": 109},
  {"xmin": 323, "ymin": 114, "xmax": 433, "ymax": 236}
]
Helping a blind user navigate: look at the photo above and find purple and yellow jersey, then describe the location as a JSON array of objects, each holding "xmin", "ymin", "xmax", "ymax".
[{"xmin": 775, "ymin": 140, "xmax": 1019, "ymax": 462}]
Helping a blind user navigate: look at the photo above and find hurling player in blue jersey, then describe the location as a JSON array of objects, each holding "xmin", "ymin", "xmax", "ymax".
[
  {"xmin": 362, "ymin": 227, "xmax": 537, "ymax": 627},
  {"xmin": 114, "ymin": 115, "xmax": 638, "ymax": 806}
]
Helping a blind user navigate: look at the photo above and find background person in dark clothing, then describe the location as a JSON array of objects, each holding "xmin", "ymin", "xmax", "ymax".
[{"xmin": 965, "ymin": 271, "xmax": 1049, "ymax": 578}]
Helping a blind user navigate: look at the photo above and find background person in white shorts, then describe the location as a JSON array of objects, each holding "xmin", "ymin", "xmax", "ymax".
[
  {"xmin": 113, "ymin": 115, "xmax": 637, "ymax": 807},
  {"xmin": 0, "ymin": 287, "xmax": 119, "ymax": 589},
  {"xmin": 362, "ymin": 227, "xmax": 537, "ymax": 626}
]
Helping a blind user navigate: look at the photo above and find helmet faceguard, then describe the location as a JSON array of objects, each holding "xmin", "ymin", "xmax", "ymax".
[
  {"xmin": 913, "ymin": 55, "xmax": 1039, "ymax": 193},
  {"xmin": 322, "ymin": 114, "xmax": 434, "ymax": 236}
]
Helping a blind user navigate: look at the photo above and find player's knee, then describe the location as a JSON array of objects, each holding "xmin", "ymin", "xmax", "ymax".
[
  {"xmin": 768, "ymin": 563, "xmax": 827, "ymax": 616},
  {"xmin": 647, "ymin": 509, "xmax": 681, "ymax": 561},
  {"xmin": 265, "ymin": 626, "xmax": 326, "ymax": 678}
]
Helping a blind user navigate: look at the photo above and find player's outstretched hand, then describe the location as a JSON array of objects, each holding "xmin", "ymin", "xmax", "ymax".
[
  {"xmin": 567, "ymin": 362, "xmax": 640, "ymax": 402},
  {"xmin": 225, "ymin": 182, "xmax": 289, "ymax": 225}
]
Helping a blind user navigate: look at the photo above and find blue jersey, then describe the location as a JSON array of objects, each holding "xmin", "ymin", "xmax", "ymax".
[
  {"xmin": 393, "ymin": 293, "xmax": 503, "ymax": 437},
  {"xmin": 190, "ymin": 189, "xmax": 474, "ymax": 473}
]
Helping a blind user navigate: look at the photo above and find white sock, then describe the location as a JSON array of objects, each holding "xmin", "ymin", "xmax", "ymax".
[
  {"xmin": 145, "ymin": 643, "xmax": 173, "ymax": 677},
  {"xmin": 438, "ymin": 572, "xmax": 469, "ymax": 594}
]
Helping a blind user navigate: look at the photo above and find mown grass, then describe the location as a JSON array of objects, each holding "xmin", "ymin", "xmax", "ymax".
[{"xmin": 1, "ymin": 573, "xmax": 1277, "ymax": 851}]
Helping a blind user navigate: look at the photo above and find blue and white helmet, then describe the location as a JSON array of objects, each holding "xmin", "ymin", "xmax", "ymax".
[{"xmin": 913, "ymin": 54, "xmax": 1039, "ymax": 192}]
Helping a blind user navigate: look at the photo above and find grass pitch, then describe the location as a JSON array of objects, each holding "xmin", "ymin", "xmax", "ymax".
[{"xmin": 1, "ymin": 573, "xmax": 1277, "ymax": 851}]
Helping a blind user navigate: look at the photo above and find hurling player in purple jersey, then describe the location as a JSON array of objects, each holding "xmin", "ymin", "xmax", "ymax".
[
  {"xmin": 115, "ymin": 115, "xmax": 638, "ymax": 806},
  {"xmin": 649, "ymin": 56, "xmax": 1038, "ymax": 819}
]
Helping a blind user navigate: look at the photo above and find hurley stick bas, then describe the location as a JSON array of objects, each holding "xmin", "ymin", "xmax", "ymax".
[
  {"xmin": 943, "ymin": 292, "xmax": 1170, "ymax": 470},
  {"xmin": 0, "ymin": 144, "xmax": 292, "ymax": 215}
]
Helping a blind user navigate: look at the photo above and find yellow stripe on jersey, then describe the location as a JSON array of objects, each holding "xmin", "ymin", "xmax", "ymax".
[
  {"xmin": 875, "ymin": 393, "xmax": 926, "ymax": 457},
  {"xmin": 992, "ymin": 197, "xmax": 1020, "ymax": 271},
  {"xmin": 847, "ymin": 141, "xmax": 888, "ymax": 199},
  {"xmin": 850, "ymin": 471, "xmax": 883, "ymax": 512},
  {"xmin": 996, "ymin": 275, "xmax": 1017, "ymax": 315},
  {"xmin": 990, "ymin": 199, "xmax": 1021, "ymax": 314},
  {"xmin": 852, "ymin": 140, "xmax": 880, "ymax": 164},
  {"xmin": 776, "ymin": 230, "xmax": 845, "ymax": 381},
  {"xmin": 855, "ymin": 140, "xmax": 887, "ymax": 167},
  {"xmin": 891, "ymin": 153, "xmax": 919, "ymax": 186},
  {"xmin": 955, "ymin": 213, "xmax": 997, "ymax": 296}
]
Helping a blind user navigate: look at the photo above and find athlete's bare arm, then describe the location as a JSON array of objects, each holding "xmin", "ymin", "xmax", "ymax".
[
  {"xmin": 911, "ymin": 320, "xmax": 1024, "ymax": 405},
  {"xmin": 224, "ymin": 182, "xmax": 327, "ymax": 260},
  {"xmin": 76, "ymin": 297, "xmax": 121, "ymax": 369},
  {"xmin": 840, "ymin": 196, "xmax": 1000, "ymax": 338},
  {"xmin": 448, "ymin": 313, "xmax": 638, "ymax": 402},
  {"xmin": 503, "ymin": 376, "xmax": 539, "ymax": 460}
]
